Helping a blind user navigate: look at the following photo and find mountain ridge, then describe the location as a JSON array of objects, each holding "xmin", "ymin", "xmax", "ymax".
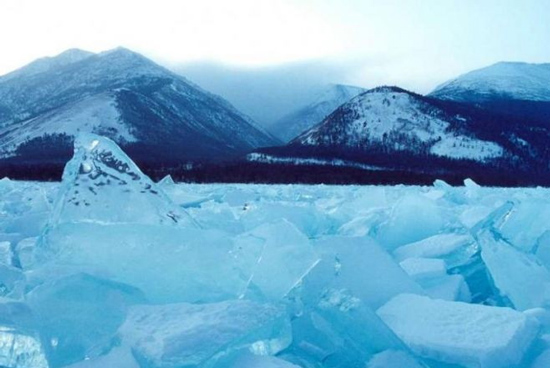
[{"xmin": 0, "ymin": 47, "xmax": 279, "ymax": 164}]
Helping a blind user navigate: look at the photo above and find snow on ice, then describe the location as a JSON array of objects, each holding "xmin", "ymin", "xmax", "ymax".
[{"xmin": 0, "ymin": 134, "xmax": 549, "ymax": 367}]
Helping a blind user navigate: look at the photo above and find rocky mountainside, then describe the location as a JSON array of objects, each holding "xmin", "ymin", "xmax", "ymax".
[{"xmin": 0, "ymin": 47, "xmax": 278, "ymax": 164}]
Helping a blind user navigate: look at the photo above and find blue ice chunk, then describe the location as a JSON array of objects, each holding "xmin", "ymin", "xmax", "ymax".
[
  {"xmin": 118, "ymin": 300, "xmax": 291, "ymax": 368},
  {"xmin": 26, "ymin": 273, "xmax": 145, "ymax": 367}
]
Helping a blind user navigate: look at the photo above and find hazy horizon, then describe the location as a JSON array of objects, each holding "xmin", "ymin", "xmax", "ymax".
[{"xmin": 2, "ymin": 0, "xmax": 549, "ymax": 94}]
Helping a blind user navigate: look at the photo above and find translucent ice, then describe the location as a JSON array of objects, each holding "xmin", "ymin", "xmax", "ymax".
[
  {"xmin": 479, "ymin": 230, "xmax": 550, "ymax": 310},
  {"xmin": 377, "ymin": 293, "xmax": 539, "ymax": 368},
  {"xmin": 375, "ymin": 194, "xmax": 445, "ymax": 250},
  {"xmin": 64, "ymin": 347, "xmax": 139, "ymax": 368},
  {"xmin": 366, "ymin": 350, "xmax": 426, "ymax": 368},
  {"xmin": 220, "ymin": 353, "xmax": 300, "ymax": 368},
  {"xmin": 50, "ymin": 133, "xmax": 194, "ymax": 226},
  {"xmin": 118, "ymin": 300, "xmax": 291, "ymax": 368},
  {"xmin": 234, "ymin": 220, "xmax": 319, "ymax": 300},
  {"xmin": 281, "ymin": 236, "xmax": 414, "ymax": 366},
  {"xmin": 311, "ymin": 236, "xmax": 423, "ymax": 309},
  {"xmin": 37, "ymin": 224, "xmax": 253, "ymax": 303},
  {"xmin": 26, "ymin": 273, "xmax": 145, "ymax": 367},
  {"xmin": 393, "ymin": 233, "xmax": 476, "ymax": 265},
  {"xmin": 497, "ymin": 199, "xmax": 550, "ymax": 252},
  {"xmin": 0, "ymin": 301, "xmax": 49, "ymax": 368},
  {"xmin": 158, "ymin": 174, "xmax": 175, "ymax": 187}
]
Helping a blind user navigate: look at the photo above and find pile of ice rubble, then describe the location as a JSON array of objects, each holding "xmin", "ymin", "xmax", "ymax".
[{"xmin": 1, "ymin": 134, "xmax": 550, "ymax": 367}]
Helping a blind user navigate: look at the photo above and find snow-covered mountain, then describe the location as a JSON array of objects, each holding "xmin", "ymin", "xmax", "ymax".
[
  {"xmin": 255, "ymin": 86, "xmax": 550, "ymax": 179},
  {"xmin": 0, "ymin": 49, "xmax": 94, "ymax": 83},
  {"xmin": 429, "ymin": 62, "xmax": 550, "ymax": 128},
  {"xmin": 430, "ymin": 62, "xmax": 550, "ymax": 102},
  {"xmin": 268, "ymin": 84, "xmax": 366, "ymax": 142},
  {"xmin": 0, "ymin": 47, "xmax": 278, "ymax": 163},
  {"xmin": 292, "ymin": 86, "xmax": 504, "ymax": 160}
]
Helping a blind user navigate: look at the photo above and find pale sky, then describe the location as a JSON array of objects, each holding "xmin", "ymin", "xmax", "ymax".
[{"xmin": 1, "ymin": 0, "xmax": 549, "ymax": 93}]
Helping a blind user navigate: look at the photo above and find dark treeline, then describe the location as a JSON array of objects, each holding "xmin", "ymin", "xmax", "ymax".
[
  {"xmin": 2, "ymin": 158, "xmax": 548, "ymax": 187},
  {"xmin": 2, "ymin": 131, "xmax": 548, "ymax": 186}
]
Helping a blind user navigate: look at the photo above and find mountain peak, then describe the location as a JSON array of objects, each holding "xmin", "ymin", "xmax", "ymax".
[
  {"xmin": 54, "ymin": 48, "xmax": 95, "ymax": 62},
  {"xmin": 291, "ymin": 84, "xmax": 506, "ymax": 162},
  {"xmin": 365, "ymin": 86, "xmax": 411, "ymax": 95},
  {"xmin": 0, "ymin": 48, "xmax": 94, "ymax": 82},
  {"xmin": 100, "ymin": 46, "xmax": 142, "ymax": 58},
  {"xmin": 430, "ymin": 61, "xmax": 550, "ymax": 102}
]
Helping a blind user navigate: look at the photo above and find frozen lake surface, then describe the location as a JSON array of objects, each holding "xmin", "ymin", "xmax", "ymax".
[{"xmin": 1, "ymin": 134, "xmax": 549, "ymax": 368}]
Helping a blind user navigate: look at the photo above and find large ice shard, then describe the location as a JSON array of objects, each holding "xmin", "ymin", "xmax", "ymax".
[
  {"xmin": 496, "ymin": 199, "xmax": 550, "ymax": 252},
  {"xmin": 37, "ymin": 224, "xmax": 252, "ymax": 303},
  {"xmin": 479, "ymin": 230, "xmax": 550, "ymax": 311},
  {"xmin": 374, "ymin": 194, "xmax": 445, "ymax": 250},
  {"xmin": 311, "ymin": 236, "xmax": 423, "ymax": 310},
  {"xmin": 26, "ymin": 273, "xmax": 145, "ymax": 367},
  {"xmin": 50, "ymin": 133, "xmax": 194, "ymax": 226},
  {"xmin": 118, "ymin": 300, "xmax": 291, "ymax": 368},
  {"xmin": 377, "ymin": 293, "xmax": 539, "ymax": 368},
  {"xmin": 234, "ymin": 220, "xmax": 319, "ymax": 300},
  {"xmin": 280, "ymin": 236, "xmax": 414, "ymax": 367},
  {"xmin": 393, "ymin": 233, "xmax": 477, "ymax": 267},
  {"xmin": 34, "ymin": 134, "xmax": 255, "ymax": 303}
]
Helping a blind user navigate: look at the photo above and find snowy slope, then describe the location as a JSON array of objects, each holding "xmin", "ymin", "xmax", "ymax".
[
  {"xmin": 0, "ymin": 47, "xmax": 278, "ymax": 161},
  {"xmin": 0, "ymin": 48, "xmax": 94, "ymax": 83},
  {"xmin": 269, "ymin": 84, "xmax": 366, "ymax": 142},
  {"xmin": 293, "ymin": 86, "xmax": 503, "ymax": 161},
  {"xmin": 430, "ymin": 62, "xmax": 550, "ymax": 103}
]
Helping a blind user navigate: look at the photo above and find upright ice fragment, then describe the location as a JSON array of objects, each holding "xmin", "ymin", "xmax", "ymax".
[
  {"xmin": 377, "ymin": 293, "xmax": 539, "ymax": 368},
  {"xmin": 50, "ymin": 133, "xmax": 193, "ymax": 226},
  {"xmin": 479, "ymin": 230, "xmax": 550, "ymax": 310},
  {"xmin": 281, "ymin": 236, "xmax": 415, "ymax": 366}
]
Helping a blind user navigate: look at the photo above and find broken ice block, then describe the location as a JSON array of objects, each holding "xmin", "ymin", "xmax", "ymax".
[
  {"xmin": 399, "ymin": 257, "xmax": 471, "ymax": 302},
  {"xmin": 63, "ymin": 347, "xmax": 139, "ymax": 368},
  {"xmin": 37, "ymin": 224, "xmax": 251, "ymax": 303},
  {"xmin": 0, "ymin": 241, "xmax": 12, "ymax": 266},
  {"xmin": 366, "ymin": 350, "xmax": 426, "ymax": 368},
  {"xmin": 393, "ymin": 233, "xmax": 476, "ymax": 265},
  {"xmin": 311, "ymin": 236, "xmax": 423, "ymax": 309},
  {"xmin": 118, "ymin": 300, "xmax": 291, "ymax": 368},
  {"xmin": 375, "ymin": 194, "xmax": 444, "ymax": 250},
  {"xmin": 281, "ymin": 236, "xmax": 415, "ymax": 366},
  {"xmin": 0, "ymin": 301, "xmax": 49, "ymax": 368},
  {"xmin": 26, "ymin": 273, "xmax": 145, "ymax": 367},
  {"xmin": 50, "ymin": 133, "xmax": 194, "ymax": 226},
  {"xmin": 497, "ymin": 199, "xmax": 550, "ymax": 252},
  {"xmin": 234, "ymin": 220, "xmax": 319, "ymax": 300},
  {"xmin": 241, "ymin": 202, "xmax": 329, "ymax": 239},
  {"xmin": 213, "ymin": 352, "xmax": 300, "ymax": 368},
  {"xmin": 377, "ymin": 293, "xmax": 539, "ymax": 368},
  {"xmin": 479, "ymin": 230, "xmax": 550, "ymax": 311},
  {"xmin": 399, "ymin": 257, "xmax": 446, "ymax": 280}
]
